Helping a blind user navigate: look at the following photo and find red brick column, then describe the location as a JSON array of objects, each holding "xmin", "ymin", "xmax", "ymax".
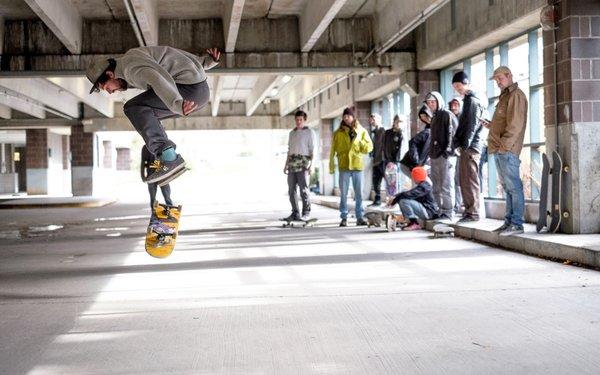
[
  {"xmin": 70, "ymin": 125, "xmax": 95, "ymax": 196},
  {"xmin": 410, "ymin": 70, "xmax": 439, "ymax": 137},
  {"xmin": 25, "ymin": 129, "xmax": 48, "ymax": 169},
  {"xmin": 543, "ymin": 0, "xmax": 600, "ymax": 233}
]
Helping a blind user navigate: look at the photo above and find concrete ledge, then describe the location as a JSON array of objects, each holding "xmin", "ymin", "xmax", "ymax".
[
  {"xmin": 312, "ymin": 194, "xmax": 600, "ymax": 269},
  {"xmin": 0, "ymin": 196, "xmax": 116, "ymax": 209}
]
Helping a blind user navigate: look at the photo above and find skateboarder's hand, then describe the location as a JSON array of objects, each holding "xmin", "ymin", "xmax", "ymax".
[
  {"xmin": 283, "ymin": 165, "xmax": 288, "ymax": 174},
  {"xmin": 207, "ymin": 48, "xmax": 221, "ymax": 62},
  {"xmin": 182, "ymin": 100, "xmax": 198, "ymax": 116}
]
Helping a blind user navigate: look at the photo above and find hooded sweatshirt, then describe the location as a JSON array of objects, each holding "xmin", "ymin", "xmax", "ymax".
[
  {"xmin": 428, "ymin": 91, "xmax": 458, "ymax": 159},
  {"xmin": 453, "ymin": 90, "xmax": 487, "ymax": 153},
  {"xmin": 400, "ymin": 104, "xmax": 431, "ymax": 169},
  {"xmin": 114, "ymin": 46, "xmax": 219, "ymax": 115}
]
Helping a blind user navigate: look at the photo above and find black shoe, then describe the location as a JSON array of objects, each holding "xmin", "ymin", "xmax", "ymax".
[
  {"xmin": 493, "ymin": 222, "xmax": 511, "ymax": 232},
  {"xmin": 368, "ymin": 200, "xmax": 381, "ymax": 207},
  {"xmin": 284, "ymin": 213, "xmax": 301, "ymax": 222},
  {"xmin": 145, "ymin": 155, "xmax": 186, "ymax": 184},
  {"xmin": 339, "ymin": 219, "xmax": 348, "ymax": 227},
  {"xmin": 458, "ymin": 215, "xmax": 479, "ymax": 223},
  {"xmin": 356, "ymin": 218, "xmax": 368, "ymax": 226}
]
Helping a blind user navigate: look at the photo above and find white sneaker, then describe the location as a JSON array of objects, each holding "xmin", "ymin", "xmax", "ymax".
[{"xmin": 301, "ymin": 214, "xmax": 311, "ymax": 221}]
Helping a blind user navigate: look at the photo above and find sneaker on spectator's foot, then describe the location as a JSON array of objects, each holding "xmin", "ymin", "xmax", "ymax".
[
  {"xmin": 145, "ymin": 155, "xmax": 186, "ymax": 184},
  {"xmin": 458, "ymin": 215, "xmax": 479, "ymax": 223},
  {"xmin": 437, "ymin": 213, "xmax": 453, "ymax": 223},
  {"xmin": 301, "ymin": 214, "xmax": 311, "ymax": 221},
  {"xmin": 368, "ymin": 200, "xmax": 381, "ymax": 207},
  {"xmin": 339, "ymin": 219, "xmax": 348, "ymax": 227},
  {"xmin": 499, "ymin": 225, "xmax": 524, "ymax": 237},
  {"xmin": 403, "ymin": 222, "xmax": 422, "ymax": 231},
  {"xmin": 356, "ymin": 218, "xmax": 368, "ymax": 226},
  {"xmin": 493, "ymin": 222, "xmax": 511, "ymax": 232}
]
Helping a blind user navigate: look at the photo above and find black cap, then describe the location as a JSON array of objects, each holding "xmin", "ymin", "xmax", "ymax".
[
  {"xmin": 342, "ymin": 107, "xmax": 355, "ymax": 117},
  {"xmin": 452, "ymin": 71, "xmax": 469, "ymax": 84}
]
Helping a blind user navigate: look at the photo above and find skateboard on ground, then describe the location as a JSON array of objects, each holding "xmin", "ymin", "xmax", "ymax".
[
  {"xmin": 433, "ymin": 223, "xmax": 455, "ymax": 238},
  {"xmin": 384, "ymin": 162, "xmax": 399, "ymax": 196},
  {"xmin": 548, "ymin": 150, "xmax": 563, "ymax": 233},
  {"xmin": 145, "ymin": 202, "xmax": 182, "ymax": 258},
  {"xmin": 280, "ymin": 217, "xmax": 317, "ymax": 228},
  {"xmin": 536, "ymin": 153, "xmax": 551, "ymax": 233},
  {"xmin": 365, "ymin": 206, "xmax": 403, "ymax": 231},
  {"xmin": 385, "ymin": 213, "xmax": 406, "ymax": 232}
]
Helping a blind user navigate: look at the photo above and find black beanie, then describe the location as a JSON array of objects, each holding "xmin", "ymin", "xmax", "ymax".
[
  {"xmin": 452, "ymin": 71, "xmax": 469, "ymax": 84},
  {"xmin": 342, "ymin": 107, "xmax": 355, "ymax": 117}
]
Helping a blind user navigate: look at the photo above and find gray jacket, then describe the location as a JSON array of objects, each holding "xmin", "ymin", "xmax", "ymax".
[{"xmin": 114, "ymin": 46, "xmax": 218, "ymax": 115}]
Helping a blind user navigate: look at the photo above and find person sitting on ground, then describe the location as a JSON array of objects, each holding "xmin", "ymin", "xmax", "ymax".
[
  {"xmin": 386, "ymin": 166, "xmax": 438, "ymax": 231},
  {"xmin": 141, "ymin": 145, "xmax": 175, "ymax": 235}
]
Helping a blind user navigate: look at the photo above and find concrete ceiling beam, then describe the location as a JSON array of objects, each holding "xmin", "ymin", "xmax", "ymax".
[
  {"xmin": 223, "ymin": 0, "xmax": 245, "ymax": 53},
  {"xmin": 300, "ymin": 0, "xmax": 348, "ymax": 52},
  {"xmin": 23, "ymin": 0, "xmax": 82, "ymax": 54}
]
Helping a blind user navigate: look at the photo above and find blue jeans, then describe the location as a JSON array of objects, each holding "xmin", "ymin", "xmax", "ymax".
[
  {"xmin": 339, "ymin": 170, "xmax": 364, "ymax": 220},
  {"xmin": 399, "ymin": 199, "xmax": 430, "ymax": 220},
  {"xmin": 494, "ymin": 152, "xmax": 525, "ymax": 227}
]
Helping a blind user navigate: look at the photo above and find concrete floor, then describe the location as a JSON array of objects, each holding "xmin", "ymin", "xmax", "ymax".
[{"xmin": 1, "ymin": 199, "xmax": 600, "ymax": 374}]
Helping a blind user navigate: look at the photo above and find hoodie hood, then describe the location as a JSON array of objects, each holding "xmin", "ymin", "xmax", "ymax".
[{"xmin": 424, "ymin": 91, "xmax": 446, "ymax": 112}]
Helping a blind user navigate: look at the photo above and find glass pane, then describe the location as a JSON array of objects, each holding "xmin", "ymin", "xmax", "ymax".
[
  {"xmin": 537, "ymin": 29, "xmax": 544, "ymax": 85},
  {"xmin": 530, "ymin": 144, "xmax": 545, "ymax": 200},
  {"xmin": 508, "ymin": 34, "xmax": 529, "ymax": 82},
  {"xmin": 538, "ymin": 89, "xmax": 545, "ymax": 142},
  {"xmin": 519, "ymin": 146, "xmax": 533, "ymax": 200},
  {"xmin": 470, "ymin": 53, "xmax": 487, "ymax": 101}
]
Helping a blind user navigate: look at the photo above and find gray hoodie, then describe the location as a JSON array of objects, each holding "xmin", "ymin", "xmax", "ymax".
[{"xmin": 114, "ymin": 46, "xmax": 218, "ymax": 115}]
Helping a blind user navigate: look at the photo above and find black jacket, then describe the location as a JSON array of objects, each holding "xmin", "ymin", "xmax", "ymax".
[
  {"xmin": 453, "ymin": 90, "xmax": 485, "ymax": 153},
  {"xmin": 400, "ymin": 127, "xmax": 430, "ymax": 169},
  {"xmin": 391, "ymin": 181, "xmax": 438, "ymax": 218},
  {"xmin": 369, "ymin": 126, "xmax": 386, "ymax": 164},
  {"xmin": 383, "ymin": 128, "xmax": 403, "ymax": 163},
  {"xmin": 428, "ymin": 91, "xmax": 458, "ymax": 159}
]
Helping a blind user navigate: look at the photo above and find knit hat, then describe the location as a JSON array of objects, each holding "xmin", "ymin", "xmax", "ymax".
[
  {"xmin": 342, "ymin": 107, "xmax": 355, "ymax": 117},
  {"xmin": 411, "ymin": 166, "xmax": 427, "ymax": 183},
  {"xmin": 452, "ymin": 71, "xmax": 469, "ymax": 84}
]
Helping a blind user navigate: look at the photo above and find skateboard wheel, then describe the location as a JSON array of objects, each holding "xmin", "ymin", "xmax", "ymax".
[
  {"xmin": 564, "ymin": 165, "xmax": 569, "ymax": 173},
  {"xmin": 562, "ymin": 211, "xmax": 570, "ymax": 218}
]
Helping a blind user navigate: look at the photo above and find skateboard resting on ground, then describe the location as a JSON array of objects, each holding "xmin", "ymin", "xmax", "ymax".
[
  {"xmin": 280, "ymin": 217, "xmax": 317, "ymax": 228},
  {"xmin": 433, "ymin": 224, "xmax": 454, "ymax": 238},
  {"xmin": 145, "ymin": 202, "xmax": 182, "ymax": 258},
  {"xmin": 536, "ymin": 153, "xmax": 551, "ymax": 233}
]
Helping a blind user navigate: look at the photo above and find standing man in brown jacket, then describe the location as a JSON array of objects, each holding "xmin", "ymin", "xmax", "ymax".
[{"xmin": 486, "ymin": 66, "xmax": 528, "ymax": 236}]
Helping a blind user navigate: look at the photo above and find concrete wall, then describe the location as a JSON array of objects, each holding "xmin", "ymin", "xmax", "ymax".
[{"xmin": 416, "ymin": 0, "xmax": 547, "ymax": 69}]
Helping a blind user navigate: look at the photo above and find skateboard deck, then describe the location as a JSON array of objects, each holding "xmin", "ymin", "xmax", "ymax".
[
  {"xmin": 536, "ymin": 153, "xmax": 551, "ymax": 233},
  {"xmin": 145, "ymin": 203, "xmax": 182, "ymax": 258},
  {"xmin": 549, "ymin": 151, "xmax": 562, "ymax": 233},
  {"xmin": 280, "ymin": 217, "xmax": 317, "ymax": 228},
  {"xmin": 433, "ymin": 223, "xmax": 454, "ymax": 238},
  {"xmin": 384, "ymin": 162, "xmax": 399, "ymax": 196}
]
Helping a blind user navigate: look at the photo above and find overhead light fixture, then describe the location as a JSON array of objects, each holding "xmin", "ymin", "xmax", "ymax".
[
  {"xmin": 270, "ymin": 88, "xmax": 279, "ymax": 97},
  {"xmin": 281, "ymin": 75, "xmax": 292, "ymax": 83}
]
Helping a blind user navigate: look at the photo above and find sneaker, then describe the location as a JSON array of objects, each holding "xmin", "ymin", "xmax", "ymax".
[
  {"xmin": 493, "ymin": 222, "xmax": 511, "ymax": 232},
  {"xmin": 301, "ymin": 214, "xmax": 311, "ymax": 221},
  {"xmin": 284, "ymin": 213, "xmax": 301, "ymax": 222},
  {"xmin": 339, "ymin": 219, "xmax": 348, "ymax": 227},
  {"xmin": 145, "ymin": 155, "xmax": 186, "ymax": 184},
  {"xmin": 458, "ymin": 215, "xmax": 479, "ymax": 223},
  {"xmin": 368, "ymin": 200, "xmax": 381, "ymax": 207},
  {"xmin": 158, "ymin": 166, "xmax": 189, "ymax": 187},
  {"xmin": 437, "ymin": 213, "xmax": 453, "ymax": 223},
  {"xmin": 499, "ymin": 225, "xmax": 524, "ymax": 237},
  {"xmin": 356, "ymin": 218, "xmax": 368, "ymax": 226},
  {"xmin": 403, "ymin": 222, "xmax": 422, "ymax": 231}
]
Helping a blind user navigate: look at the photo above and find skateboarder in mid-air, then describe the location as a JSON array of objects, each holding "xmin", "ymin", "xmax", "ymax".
[
  {"xmin": 141, "ymin": 146, "xmax": 174, "ymax": 235},
  {"xmin": 86, "ymin": 46, "xmax": 221, "ymax": 185}
]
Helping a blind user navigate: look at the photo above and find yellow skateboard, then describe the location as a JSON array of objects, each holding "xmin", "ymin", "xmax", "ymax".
[{"xmin": 145, "ymin": 202, "xmax": 182, "ymax": 258}]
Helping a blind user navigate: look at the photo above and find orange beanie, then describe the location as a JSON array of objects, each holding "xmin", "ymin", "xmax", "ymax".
[{"xmin": 411, "ymin": 166, "xmax": 427, "ymax": 183}]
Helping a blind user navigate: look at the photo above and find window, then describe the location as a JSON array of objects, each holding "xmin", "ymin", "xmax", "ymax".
[{"xmin": 439, "ymin": 28, "xmax": 545, "ymax": 202}]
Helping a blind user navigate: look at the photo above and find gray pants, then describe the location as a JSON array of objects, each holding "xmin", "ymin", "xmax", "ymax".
[
  {"xmin": 399, "ymin": 199, "xmax": 430, "ymax": 220},
  {"xmin": 454, "ymin": 164, "xmax": 463, "ymax": 214},
  {"xmin": 430, "ymin": 156, "xmax": 456, "ymax": 217},
  {"xmin": 288, "ymin": 170, "xmax": 310, "ymax": 216},
  {"xmin": 123, "ymin": 80, "xmax": 210, "ymax": 156}
]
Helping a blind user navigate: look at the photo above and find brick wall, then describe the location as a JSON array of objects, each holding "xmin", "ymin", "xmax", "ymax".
[
  {"xmin": 116, "ymin": 147, "xmax": 131, "ymax": 170},
  {"xmin": 62, "ymin": 135, "xmax": 70, "ymax": 170},
  {"xmin": 544, "ymin": 0, "xmax": 600, "ymax": 126},
  {"xmin": 70, "ymin": 125, "xmax": 94, "ymax": 167},
  {"xmin": 25, "ymin": 129, "xmax": 48, "ymax": 169}
]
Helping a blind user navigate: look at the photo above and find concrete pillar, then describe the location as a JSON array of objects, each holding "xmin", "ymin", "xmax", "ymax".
[
  {"xmin": 543, "ymin": 0, "xmax": 600, "ymax": 233},
  {"xmin": 355, "ymin": 101, "xmax": 372, "ymax": 200},
  {"xmin": 116, "ymin": 147, "xmax": 131, "ymax": 170},
  {"xmin": 407, "ymin": 70, "xmax": 439, "ymax": 137},
  {"xmin": 25, "ymin": 129, "xmax": 48, "ymax": 195},
  {"xmin": 70, "ymin": 124, "xmax": 95, "ymax": 196}
]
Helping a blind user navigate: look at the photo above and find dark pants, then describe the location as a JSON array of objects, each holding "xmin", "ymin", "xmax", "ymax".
[
  {"xmin": 372, "ymin": 161, "xmax": 385, "ymax": 202},
  {"xmin": 288, "ymin": 170, "xmax": 311, "ymax": 216},
  {"xmin": 459, "ymin": 148, "xmax": 481, "ymax": 219},
  {"xmin": 124, "ymin": 80, "xmax": 210, "ymax": 156},
  {"xmin": 146, "ymin": 165, "xmax": 173, "ymax": 215}
]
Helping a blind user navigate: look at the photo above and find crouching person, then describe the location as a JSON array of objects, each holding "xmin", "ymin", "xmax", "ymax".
[{"xmin": 387, "ymin": 166, "xmax": 438, "ymax": 231}]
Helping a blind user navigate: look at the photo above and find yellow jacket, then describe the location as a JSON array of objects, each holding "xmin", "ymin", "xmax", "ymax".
[{"xmin": 329, "ymin": 121, "xmax": 373, "ymax": 173}]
